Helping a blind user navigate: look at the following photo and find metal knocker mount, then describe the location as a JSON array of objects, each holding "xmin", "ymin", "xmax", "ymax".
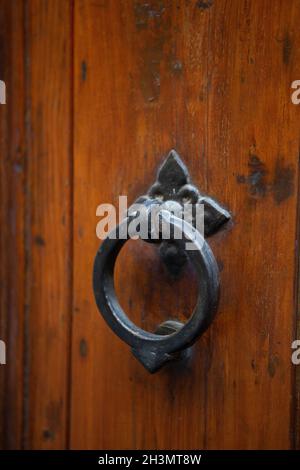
[{"xmin": 93, "ymin": 150, "xmax": 231, "ymax": 373}]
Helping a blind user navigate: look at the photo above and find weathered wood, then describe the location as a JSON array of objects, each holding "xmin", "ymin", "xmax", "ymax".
[
  {"xmin": 71, "ymin": 0, "xmax": 209, "ymax": 449},
  {"xmin": 71, "ymin": 0, "xmax": 300, "ymax": 449},
  {"xmin": 1, "ymin": 0, "xmax": 300, "ymax": 451},
  {"xmin": 203, "ymin": 0, "xmax": 300, "ymax": 449},
  {"xmin": 0, "ymin": 0, "xmax": 25, "ymax": 450},
  {"xmin": 24, "ymin": 0, "xmax": 73, "ymax": 449}
]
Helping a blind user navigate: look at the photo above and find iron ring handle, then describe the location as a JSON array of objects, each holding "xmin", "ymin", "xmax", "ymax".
[{"xmin": 93, "ymin": 207, "xmax": 220, "ymax": 373}]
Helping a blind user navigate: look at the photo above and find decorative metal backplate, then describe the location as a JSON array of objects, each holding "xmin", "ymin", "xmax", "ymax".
[{"xmin": 136, "ymin": 149, "xmax": 231, "ymax": 237}]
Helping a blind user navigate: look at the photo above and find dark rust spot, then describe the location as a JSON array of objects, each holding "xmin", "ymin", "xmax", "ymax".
[
  {"xmin": 237, "ymin": 154, "xmax": 268, "ymax": 198},
  {"xmin": 272, "ymin": 158, "xmax": 294, "ymax": 204},
  {"xmin": 247, "ymin": 154, "xmax": 268, "ymax": 197},
  {"xmin": 35, "ymin": 235, "xmax": 45, "ymax": 246},
  {"xmin": 282, "ymin": 32, "xmax": 292, "ymax": 65},
  {"xmin": 140, "ymin": 40, "xmax": 163, "ymax": 102},
  {"xmin": 236, "ymin": 174, "xmax": 246, "ymax": 184},
  {"xmin": 14, "ymin": 162, "xmax": 23, "ymax": 173},
  {"xmin": 79, "ymin": 338, "xmax": 88, "ymax": 357},
  {"xmin": 43, "ymin": 429, "xmax": 54, "ymax": 441},
  {"xmin": 44, "ymin": 400, "xmax": 63, "ymax": 441},
  {"xmin": 170, "ymin": 59, "xmax": 183, "ymax": 75},
  {"xmin": 238, "ymin": 153, "xmax": 294, "ymax": 204},
  {"xmin": 134, "ymin": 1, "xmax": 171, "ymax": 102},
  {"xmin": 134, "ymin": 1, "xmax": 166, "ymax": 30},
  {"xmin": 268, "ymin": 354, "xmax": 279, "ymax": 378},
  {"xmin": 81, "ymin": 60, "xmax": 87, "ymax": 81},
  {"xmin": 196, "ymin": 0, "xmax": 213, "ymax": 9}
]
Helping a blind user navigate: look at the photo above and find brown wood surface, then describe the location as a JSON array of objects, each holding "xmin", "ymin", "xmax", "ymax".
[
  {"xmin": 23, "ymin": 0, "xmax": 73, "ymax": 449},
  {"xmin": 71, "ymin": 0, "xmax": 300, "ymax": 449},
  {"xmin": 0, "ymin": 0, "xmax": 73, "ymax": 449},
  {"xmin": 1, "ymin": 0, "xmax": 300, "ymax": 450},
  {"xmin": 0, "ymin": 0, "xmax": 26, "ymax": 449}
]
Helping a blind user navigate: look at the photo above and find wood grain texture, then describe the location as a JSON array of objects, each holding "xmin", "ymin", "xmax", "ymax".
[
  {"xmin": 0, "ymin": 0, "xmax": 25, "ymax": 449},
  {"xmin": 0, "ymin": 0, "xmax": 300, "ymax": 450},
  {"xmin": 23, "ymin": 0, "xmax": 73, "ymax": 449},
  {"xmin": 71, "ymin": 0, "xmax": 209, "ymax": 449},
  {"xmin": 70, "ymin": 0, "xmax": 300, "ymax": 449},
  {"xmin": 203, "ymin": 0, "xmax": 300, "ymax": 449}
]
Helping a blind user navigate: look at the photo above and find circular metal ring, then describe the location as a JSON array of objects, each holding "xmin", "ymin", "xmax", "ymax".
[{"xmin": 93, "ymin": 211, "xmax": 219, "ymax": 372}]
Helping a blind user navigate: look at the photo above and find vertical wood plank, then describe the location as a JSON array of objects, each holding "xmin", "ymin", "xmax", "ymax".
[
  {"xmin": 204, "ymin": 0, "xmax": 300, "ymax": 449},
  {"xmin": 24, "ymin": 0, "xmax": 73, "ymax": 449},
  {"xmin": 0, "ymin": 0, "xmax": 25, "ymax": 449},
  {"xmin": 71, "ymin": 0, "xmax": 300, "ymax": 449},
  {"xmin": 71, "ymin": 0, "xmax": 210, "ymax": 449}
]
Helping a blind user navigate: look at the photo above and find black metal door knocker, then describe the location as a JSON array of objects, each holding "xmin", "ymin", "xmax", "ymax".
[{"xmin": 93, "ymin": 150, "xmax": 231, "ymax": 373}]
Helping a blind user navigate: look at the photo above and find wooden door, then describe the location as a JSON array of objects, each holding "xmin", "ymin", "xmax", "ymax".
[{"xmin": 1, "ymin": 0, "xmax": 300, "ymax": 450}]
